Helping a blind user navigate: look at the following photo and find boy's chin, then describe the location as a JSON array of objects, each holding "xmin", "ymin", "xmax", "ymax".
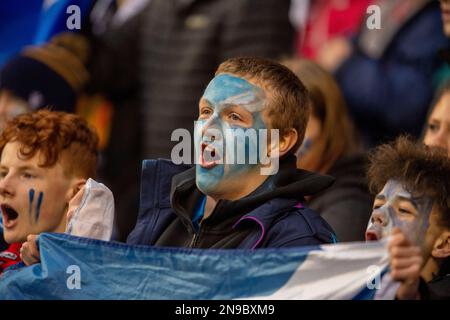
[
  {"xmin": 3, "ymin": 232, "xmax": 26, "ymax": 245},
  {"xmin": 196, "ymin": 180, "xmax": 220, "ymax": 196}
]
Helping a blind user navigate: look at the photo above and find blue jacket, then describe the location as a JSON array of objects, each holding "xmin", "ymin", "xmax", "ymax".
[{"xmin": 127, "ymin": 156, "xmax": 337, "ymax": 249}]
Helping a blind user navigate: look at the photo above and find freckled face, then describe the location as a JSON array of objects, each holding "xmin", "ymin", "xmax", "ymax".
[
  {"xmin": 0, "ymin": 141, "xmax": 72, "ymax": 243},
  {"xmin": 365, "ymin": 180, "xmax": 433, "ymax": 247},
  {"xmin": 195, "ymin": 74, "xmax": 268, "ymax": 197}
]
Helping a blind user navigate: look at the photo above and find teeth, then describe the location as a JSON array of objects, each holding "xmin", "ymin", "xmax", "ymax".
[
  {"xmin": 200, "ymin": 142, "xmax": 220, "ymax": 168},
  {"xmin": 202, "ymin": 143, "xmax": 217, "ymax": 157}
]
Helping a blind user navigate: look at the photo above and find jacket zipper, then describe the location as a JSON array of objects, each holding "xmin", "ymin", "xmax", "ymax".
[
  {"xmin": 189, "ymin": 232, "xmax": 197, "ymax": 247},
  {"xmin": 189, "ymin": 221, "xmax": 203, "ymax": 248}
]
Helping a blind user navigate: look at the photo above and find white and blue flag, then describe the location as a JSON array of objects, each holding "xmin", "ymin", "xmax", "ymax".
[{"xmin": 0, "ymin": 233, "xmax": 392, "ymax": 300}]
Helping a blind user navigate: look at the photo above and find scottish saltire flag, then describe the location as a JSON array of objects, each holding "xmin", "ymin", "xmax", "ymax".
[{"xmin": 0, "ymin": 233, "xmax": 392, "ymax": 300}]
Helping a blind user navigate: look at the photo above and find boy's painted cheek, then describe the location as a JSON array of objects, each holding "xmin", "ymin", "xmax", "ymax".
[
  {"xmin": 27, "ymin": 188, "xmax": 44, "ymax": 223},
  {"xmin": 387, "ymin": 184, "xmax": 433, "ymax": 246},
  {"xmin": 35, "ymin": 192, "xmax": 44, "ymax": 222},
  {"xmin": 224, "ymin": 112, "xmax": 267, "ymax": 174},
  {"xmin": 28, "ymin": 189, "xmax": 35, "ymax": 218},
  {"xmin": 366, "ymin": 181, "xmax": 433, "ymax": 245},
  {"xmin": 402, "ymin": 197, "xmax": 433, "ymax": 246}
]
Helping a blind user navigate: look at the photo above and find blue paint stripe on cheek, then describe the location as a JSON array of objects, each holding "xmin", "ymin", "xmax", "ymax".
[
  {"xmin": 28, "ymin": 189, "xmax": 35, "ymax": 218},
  {"xmin": 35, "ymin": 192, "xmax": 43, "ymax": 222}
]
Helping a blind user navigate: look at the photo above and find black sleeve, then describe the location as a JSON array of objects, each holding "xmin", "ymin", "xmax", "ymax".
[
  {"xmin": 320, "ymin": 198, "xmax": 372, "ymax": 242},
  {"xmin": 418, "ymin": 276, "xmax": 450, "ymax": 300}
]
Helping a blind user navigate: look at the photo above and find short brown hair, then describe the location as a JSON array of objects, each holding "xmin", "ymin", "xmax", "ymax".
[
  {"xmin": 216, "ymin": 57, "xmax": 309, "ymax": 153},
  {"xmin": 0, "ymin": 109, "xmax": 99, "ymax": 178},
  {"xmin": 368, "ymin": 136, "xmax": 450, "ymax": 227}
]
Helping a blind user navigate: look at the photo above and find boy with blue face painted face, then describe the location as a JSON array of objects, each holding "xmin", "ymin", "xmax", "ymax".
[
  {"xmin": 366, "ymin": 136, "xmax": 450, "ymax": 299},
  {"xmin": 128, "ymin": 57, "xmax": 337, "ymax": 249}
]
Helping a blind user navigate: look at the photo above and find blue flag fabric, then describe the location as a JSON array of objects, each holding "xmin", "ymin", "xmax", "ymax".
[
  {"xmin": 0, "ymin": 233, "xmax": 390, "ymax": 300},
  {"xmin": 0, "ymin": 0, "xmax": 92, "ymax": 66}
]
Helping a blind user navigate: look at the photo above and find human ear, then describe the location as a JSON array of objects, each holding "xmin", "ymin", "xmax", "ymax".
[
  {"xmin": 431, "ymin": 231, "xmax": 450, "ymax": 259},
  {"xmin": 65, "ymin": 178, "xmax": 87, "ymax": 203},
  {"xmin": 267, "ymin": 128, "xmax": 298, "ymax": 159},
  {"xmin": 276, "ymin": 128, "xmax": 298, "ymax": 158}
]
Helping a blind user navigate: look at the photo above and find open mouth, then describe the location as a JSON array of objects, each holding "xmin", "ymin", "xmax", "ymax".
[
  {"xmin": 365, "ymin": 230, "xmax": 380, "ymax": 241},
  {"xmin": 1, "ymin": 204, "xmax": 19, "ymax": 229},
  {"xmin": 199, "ymin": 142, "xmax": 220, "ymax": 169}
]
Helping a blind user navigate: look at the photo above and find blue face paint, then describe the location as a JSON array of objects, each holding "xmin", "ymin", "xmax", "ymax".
[
  {"xmin": 35, "ymin": 192, "xmax": 43, "ymax": 222},
  {"xmin": 366, "ymin": 180, "xmax": 433, "ymax": 246},
  {"xmin": 28, "ymin": 189, "xmax": 35, "ymax": 218},
  {"xmin": 201, "ymin": 74, "xmax": 266, "ymax": 113},
  {"xmin": 195, "ymin": 74, "xmax": 268, "ymax": 195}
]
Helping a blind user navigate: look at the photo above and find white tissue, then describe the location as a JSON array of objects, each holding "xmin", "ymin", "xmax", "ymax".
[{"xmin": 65, "ymin": 178, "xmax": 115, "ymax": 241}]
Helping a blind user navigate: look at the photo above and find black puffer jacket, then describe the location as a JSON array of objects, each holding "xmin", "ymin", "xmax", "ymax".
[{"xmin": 307, "ymin": 154, "xmax": 373, "ymax": 242}]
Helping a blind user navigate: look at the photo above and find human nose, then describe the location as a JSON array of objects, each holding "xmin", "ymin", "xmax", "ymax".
[
  {"xmin": 201, "ymin": 115, "xmax": 221, "ymax": 142},
  {"xmin": 429, "ymin": 131, "xmax": 448, "ymax": 150},
  {"xmin": 0, "ymin": 173, "xmax": 15, "ymax": 198},
  {"xmin": 425, "ymin": 125, "xmax": 450, "ymax": 151},
  {"xmin": 370, "ymin": 208, "xmax": 389, "ymax": 227}
]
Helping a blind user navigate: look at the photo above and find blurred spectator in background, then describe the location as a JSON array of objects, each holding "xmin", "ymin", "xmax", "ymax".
[
  {"xmin": 316, "ymin": 0, "xmax": 448, "ymax": 147},
  {"xmin": 89, "ymin": 0, "xmax": 296, "ymax": 241},
  {"xmin": 284, "ymin": 59, "xmax": 372, "ymax": 242},
  {"xmin": 88, "ymin": 0, "xmax": 150, "ymax": 36},
  {"xmin": 423, "ymin": 79, "xmax": 450, "ymax": 156},
  {"xmin": 422, "ymin": 0, "xmax": 450, "ymax": 156},
  {"xmin": 291, "ymin": 0, "xmax": 373, "ymax": 60},
  {"xmin": 0, "ymin": 32, "xmax": 90, "ymax": 130},
  {"xmin": 433, "ymin": 0, "xmax": 450, "ymax": 89}
]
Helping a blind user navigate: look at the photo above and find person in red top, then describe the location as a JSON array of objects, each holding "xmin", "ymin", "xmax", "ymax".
[
  {"xmin": 0, "ymin": 110, "xmax": 99, "ymax": 274},
  {"xmin": 0, "ymin": 242, "xmax": 21, "ymax": 273},
  {"xmin": 295, "ymin": 0, "xmax": 373, "ymax": 60}
]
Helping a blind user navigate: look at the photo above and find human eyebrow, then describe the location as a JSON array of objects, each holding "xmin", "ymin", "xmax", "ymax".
[
  {"xmin": 16, "ymin": 165, "xmax": 39, "ymax": 172},
  {"xmin": 223, "ymin": 103, "xmax": 254, "ymax": 115},
  {"xmin": 375, "ymin": 194, "xmax": 386, "ymax": 201},
  {"xmin": 199, "ymin": 98, "xmax": 212, "ymax": 108},
  {"xmin": 220, "ymin": 104, "xmax": 242, "ymax": 113},
  {"xmin": 396, "ymin": 196, "xmax": 418, "ymax": 210}
]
